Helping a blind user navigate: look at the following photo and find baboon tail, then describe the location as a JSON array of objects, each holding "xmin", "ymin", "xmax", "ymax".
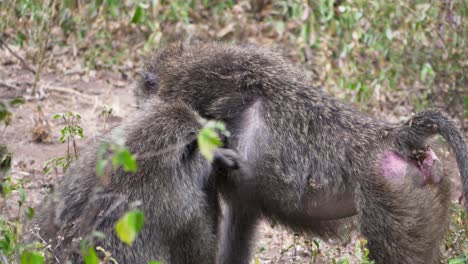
[{"xmin": 398, "ymin": 108, "xmax": 468, "ymax": 210}]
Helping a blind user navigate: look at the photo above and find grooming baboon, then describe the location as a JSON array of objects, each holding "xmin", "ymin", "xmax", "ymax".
[
  {"xmin": 26, "ymin": 99, "xmax": 249, "ymax": 264},
  {"xmin": 136, "ymin": 41, "xmax": 468, "ymax": 264}
]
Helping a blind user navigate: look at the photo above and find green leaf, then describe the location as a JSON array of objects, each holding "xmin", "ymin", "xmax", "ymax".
[
  {"xmin": 0, "ymin": 102, "xmax": 8, "ymax": 121},
  {"xmin": 25, "ymin": 206, "xmax": 35, "ymax": 220},
  {"xmin": 83, "ymin": 246, "xmax": 99, "ymax": 264},
  {"xmin": 112, "ymin": 148, "xmax": 137, "ymax": 173},
  {"xmin": 420, "ymin": 63, "xmax": 435, "ymax": 82},
  {"xmin": 0, "ymin": 151, "xmax": 12, "ymax": 174},
  {"xmin": 448, "ymin": 255, "xmax": 468, "ymax": 264},
  {"xmin": 148, "ymin": 261, "xmax": 162, "ymax": 264},
  {"xmin": 60, "ymin": 127, "xmax": 69, "ymax": 143},
  {"xmin": 131, "ymin": 4, "xmax": 145, "ymax": 24},
  {"xmin": 18, "ymin": 188, "xmax": 26, "ymax": 207},
  {"xmin": 213, "ymin": 121, "xmax": 230, "ymax": 137},
  {"xmin": 2, "ymin": 179, "xmax": 12, "ymax": 196},
  {"xmin": 115, "ymin": 210, "xmax": 145, "ymax": 246},
  {"xmin": 76, "ymin": 126, "xmax": 85, "ymax": 138},
  {"xmin": 197, "ymin": 126, "xmax": 222, "ymax": 161},
  {"xmin": 53, "ymin": 114, "xmax": 62, "ymax": 119},
  {"xmin": 0, "ymin": 231, "xmax": 11, "ymax": 252},
  {"xmin": 10, "ymin": 97, "xmax": 25, "ymax": 106},
  {"xmin": 43, "ymin": 166, "xmax": 53, "ymax": 175},
  {"xmin": 96, "ymin": 159, "xmax": 108, "ymax": 177},
  {"xmin": 16, "ymin": 31, "xmax": 27, "ymax": 47},
  {"xmin": 20, "ymin": 251, "xmax": 44, "ymax": 264}
]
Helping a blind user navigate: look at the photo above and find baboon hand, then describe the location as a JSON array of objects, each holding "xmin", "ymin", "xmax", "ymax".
[{"xmin": 213, "ymin": 148, "xmax": 240, "ymax": 170}]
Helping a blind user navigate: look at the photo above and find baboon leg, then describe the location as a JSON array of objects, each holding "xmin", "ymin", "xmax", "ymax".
[
  {"xmin": 357, "ymin": 165, "xmax": 450, "ymax": 263},
  {"xmin": 217, "ymin": 202, "xmax": 260, "ymax": 264}
]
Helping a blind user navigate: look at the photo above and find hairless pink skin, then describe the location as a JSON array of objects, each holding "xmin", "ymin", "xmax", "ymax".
[
  {"xmin": 420, "ymin": 149, "xmax": 444, "ymax": 184},
  {"xmin": 380, "ymin": 151, "xmax": 412, "ymax": 184},
  {"xmin": 380, "ymin": 149, "xmax": 444, "ymax": 186}
]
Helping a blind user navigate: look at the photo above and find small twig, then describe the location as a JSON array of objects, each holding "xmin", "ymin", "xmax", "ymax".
[
  {"xmin": 73, "ymin": 139, "xmax": 78, "ymax": 159},
  {"xmin": 0, "ymin": 81, "xmax": 17, "ymax": 90},
  {"xmin": 30, "ymin": 228, "xmax": 61, "ymax": 263},
  {"xmin": 0, "ymin": 39, "xmax": 36, "ymax": 74}
]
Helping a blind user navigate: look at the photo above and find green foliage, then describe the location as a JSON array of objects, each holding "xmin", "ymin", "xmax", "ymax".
[
  {"xmin": 0, "ymin": 176, "xmax": 41, "ymax": 263},
  {"xmin": 0, "ymin": 146, "xmax": 12, "ymax": 180},
  {"xmin": 448, "ymin": 254, "xmax": 468, "ymax": 264},
  {"xmin": 309, "ymin": 239, "xmax": 320, "ymax": 262},
  {"xmin": 270, "ymin": 0, "xmax": 465, "ymax": 108},
  {"xmin": 2, "ymin": 0, "xmax": 464, "ymax": 105},
  {"xmin": 43, "ymin": 156, "xmax": 71, "ymax": 175},
  {"xmin": 355, "ymin": 239, "xmax": 375, "ymax": 264},
  {"xmin": 0, "ymin": 98, "xmax": 25, "ymax": 132},
  {"xmin": 198, "ymin": 120, "xmax": 230, "ymax": 161},
  {"xmin": 2, "ymin": 1, "xmax": 463, "ymax": 111},
  {"xmin": 82, "ymin": 245, "xmax": 99, "ymax": 264},
  {"xmin": 112, "ymin": 148, "xmax": 137, "ymax": 173},
  {"xmin": 100, "ymin": 106, "xmax": 113, "ymax": 129},
  {"xmin": 96, "ymin": 129, "xmax": 137, "ymax": 178},
  {"xmin": 444, "ymin": 203, "xmax": 467, "ymax": 262},
  {"xmin": 115, "ymin": 210, "xmax": 144, "ymax": 246},
  {"xmin": 330, "ymin": 239, "xmax": 374, "ymax": 264},
  {"xmin": 131, "ymin": 3, "xmax": 149, "ymax": 24},
  {"xmin": 44, "ymin": 112, "xmax": 85, "ymax": 175},
  {"xmin": 20, "ymin": 250, "xmax": 44, "ymax": 264},
  {"xmin": 53, "ymin": 112, "xmax": 84, "ymax": 144}
]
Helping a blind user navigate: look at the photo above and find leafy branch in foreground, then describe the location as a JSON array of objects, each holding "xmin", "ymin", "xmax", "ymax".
[
  {"xmin": 197, "ymin": 119, "xmax": 230, "ymax": 161},
  {"xmin": 95, "ymin": 129, "xmax": 137, "ymax": 180}
]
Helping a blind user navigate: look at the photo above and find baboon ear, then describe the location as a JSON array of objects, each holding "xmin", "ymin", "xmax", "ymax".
[{"xmin": 185, "ymin": 134, "xmax": 198, "ymax": 157}]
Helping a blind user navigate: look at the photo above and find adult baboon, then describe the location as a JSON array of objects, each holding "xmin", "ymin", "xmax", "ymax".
[
  {"xmin": 136, "ymin": 41, "xmax": 467, "ymax": 264},
  {"xmin": 26, "ymin": 99, "xmax": 248, "ymax": 264}
]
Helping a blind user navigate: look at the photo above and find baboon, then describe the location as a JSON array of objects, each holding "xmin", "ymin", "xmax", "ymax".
[
  {"xmin": 26, "ymin": 98, "xmax": 249, "ymax": 264},
  {"xmin": 136, "ymin": 41, "xmax": 467, "ymax": 264}
]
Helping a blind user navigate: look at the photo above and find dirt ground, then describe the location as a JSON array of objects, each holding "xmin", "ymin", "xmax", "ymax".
[{"xmin": 0, "ymin": 48, "xmax": 465, "ymax": 263}]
